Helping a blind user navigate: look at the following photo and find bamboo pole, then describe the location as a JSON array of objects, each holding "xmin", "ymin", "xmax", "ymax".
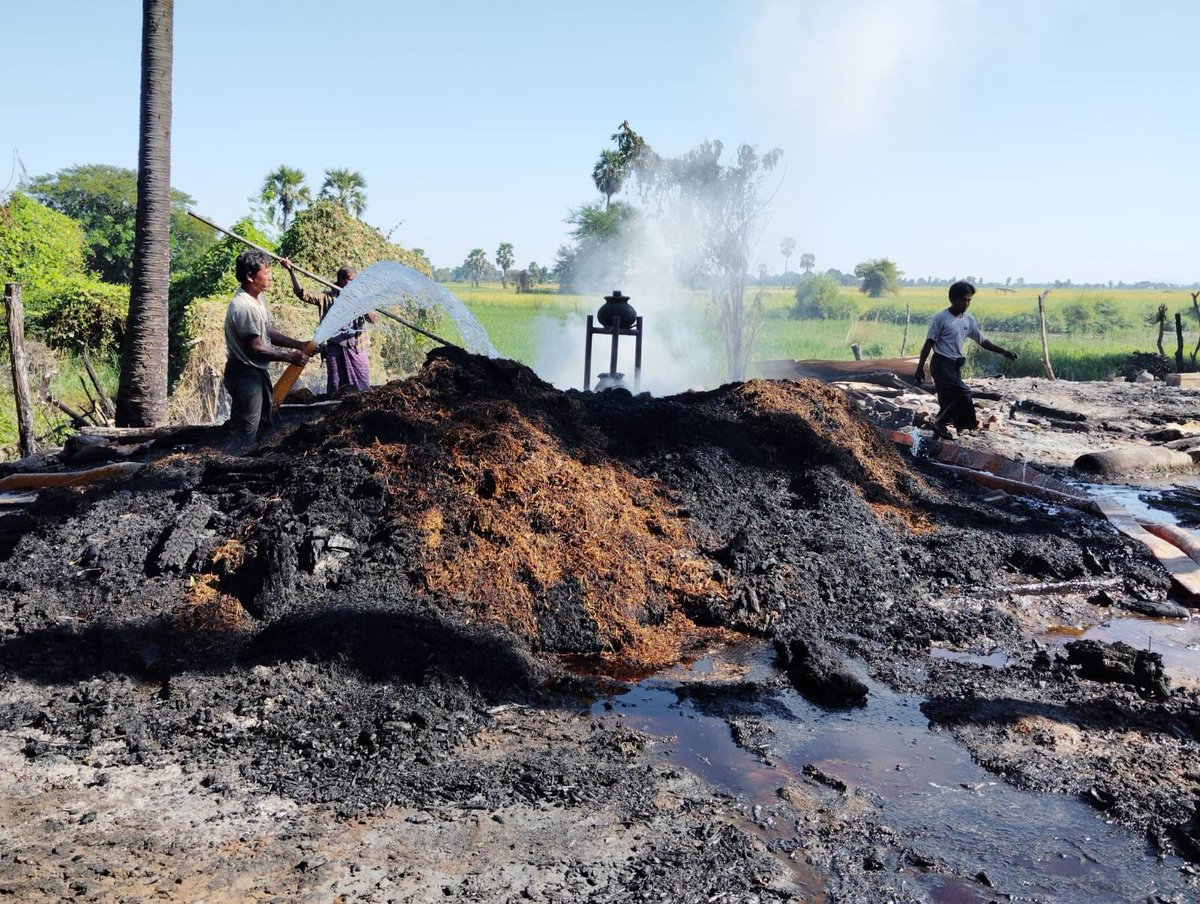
[
  {"xmin": 186, "ymin": 211, "xmax": 457, "ymax": 349},
  {"xmin": 3, "ymin": 283, "xmax": 36, "ymax": 457},
  {"xmin": 1037, "ymin": 289, "xmax": 1055, "ymax": 380}
]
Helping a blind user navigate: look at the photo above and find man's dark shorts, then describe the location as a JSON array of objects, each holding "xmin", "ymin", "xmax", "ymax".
[
  {"xmin": 223, "ymin": 358, "xmax": 273, "ymax": 453},
  {"xmin": 930, "ymin": 353, "xmax": 978, "ymax": 430}
]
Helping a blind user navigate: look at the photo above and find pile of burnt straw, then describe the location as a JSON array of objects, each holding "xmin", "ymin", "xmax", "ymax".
[{"xmin": 1, "ymin": 347, "xmax": 1162, "ymax": 685}]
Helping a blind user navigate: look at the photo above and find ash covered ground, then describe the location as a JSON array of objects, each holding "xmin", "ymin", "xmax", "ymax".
[{"xmin": 1, "ymin": 348, "xmax": 1198, "ymax": 902}]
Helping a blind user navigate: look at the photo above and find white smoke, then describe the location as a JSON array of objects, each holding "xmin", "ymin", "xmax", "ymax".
[
  {"xmin": 739, "ymin": 0, "xmax": 953, "ymax": 142},
  {"xmin": 530, "ymin": 214, "xmax": 717, "ymax": 396}
]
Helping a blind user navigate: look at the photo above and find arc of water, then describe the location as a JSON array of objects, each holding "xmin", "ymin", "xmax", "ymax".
[
  {"xmin": 314, "ymin": 261, "xmax": 498, "ymax": 357},
  {"xmin": 271, "ymin": 261, "xmax": 499, "ymax": 408}
]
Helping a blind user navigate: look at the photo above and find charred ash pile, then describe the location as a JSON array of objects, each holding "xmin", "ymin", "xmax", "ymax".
[{"xmin": 0, "ymin": 347, "xmax": 1186, "ymax": 835}]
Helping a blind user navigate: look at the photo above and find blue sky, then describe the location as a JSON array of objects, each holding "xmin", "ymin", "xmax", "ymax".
[{"xmin": 3, "ymin": 0, "xmax": 1198, "ymax": 283}]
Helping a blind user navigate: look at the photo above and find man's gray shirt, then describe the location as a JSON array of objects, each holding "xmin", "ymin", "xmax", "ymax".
[
  {"xmin": 926, "ymin": 308, "xmax": 983, "ymax": 359},
  {"xmin": 224, "ymin": 288, "xmax": 273, "ymax": 371}
]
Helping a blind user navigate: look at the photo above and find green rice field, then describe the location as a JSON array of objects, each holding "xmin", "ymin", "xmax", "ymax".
[{"xmin": 447, "ymin": 282, "xmax": 1198, "ymax": 383}]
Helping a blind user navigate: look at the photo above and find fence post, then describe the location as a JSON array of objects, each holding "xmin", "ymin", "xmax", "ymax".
[
  {"xmin": 1037, "ymin": 290, "xmax": 1056, "ymax": 380},
  {"xmin": 1175, "ymin": 312, "xmax": 1185, "ymax": 373},
  {"xmin": 4, "ymin": 282, "xmax": 36, "ymax": 458}
]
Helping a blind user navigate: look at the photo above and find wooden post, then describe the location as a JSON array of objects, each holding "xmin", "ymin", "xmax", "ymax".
[
  {"xmin": 583, "ymin": 315, "xmax": 594, "ymax": 391},
  {"xmin": 1191, "ymin": 293, "xmax": 1200, "ymax": 368},
  {"xmin": 1037, "ymin": 289, "xmax": 1055, "ymax": 380},
  {"xmin": 1175, "ymin": 312, "xmax": 1185, "ymax": 373},
  {"xmin": 633, "ymin": 316, "xmax": 643, "ymax": 392},
  {"xmin": 899, "ymin": 299, "xmax": 911, "ymax": 356},
  {"xmin": 3, "ymin": 283, "xmax": 36, "ymax": 457}
]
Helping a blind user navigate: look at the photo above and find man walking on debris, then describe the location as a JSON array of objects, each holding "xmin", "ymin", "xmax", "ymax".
[
  {"xmin": 282, "ymin": 258, "xmax": 377, "ymax": 393},
  {"xmin": 223, "ymin": 251, "xmax": 310, "ymax": 453},
  {"xmin": 915, "ymin": 280, "xmax": 1017, "ymax": 439}
]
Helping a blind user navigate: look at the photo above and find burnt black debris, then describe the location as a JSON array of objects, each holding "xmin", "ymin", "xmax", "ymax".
[{"xmin": 0, "ymin": 346, "xmax": 1192, "ymax": 881}]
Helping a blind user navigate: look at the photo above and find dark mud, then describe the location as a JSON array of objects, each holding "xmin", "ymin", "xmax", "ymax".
[{"xmin": 1, "ymin": 348, "xmax": 1195, "ymax": 900}]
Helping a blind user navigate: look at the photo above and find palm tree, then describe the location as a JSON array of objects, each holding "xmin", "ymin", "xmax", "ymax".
[
  {"xmin": 260, "ymin": 165, "xmax": 311, "ymax": 230},
  {"xmin": 799, "ymin": 252, "xmax": 816, "ymax": 274},
  {"xmin": 780, "ymin": 237, "xmax": 796, "ymax": 283},
  {"xmin": 116, "ymin": 0, "xmax": 173, "ymax": 427},
  {"xmin": 320, "ymin": 168, "xmax": 368, "ymax": 218},
  {"xmin": 466, "ymin": 248, "xmax": 488, "ymax": 287},
  {"xmin": 496, "ymin": 242, "xmax": 514, "ymax": 288},
  {"xmin": 592, "ymin": 149, "xmax": 625, "ymax": 210}
]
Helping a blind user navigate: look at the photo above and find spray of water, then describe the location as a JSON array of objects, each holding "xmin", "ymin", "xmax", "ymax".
[{"xmin": 313, "ymin": 260, "xmax": 498, "ymax": 357}]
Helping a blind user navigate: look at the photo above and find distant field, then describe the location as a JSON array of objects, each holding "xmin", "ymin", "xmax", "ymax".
[{"xmin": 445, "ymin": 282, "xmax": 1197, "ymax": 382}]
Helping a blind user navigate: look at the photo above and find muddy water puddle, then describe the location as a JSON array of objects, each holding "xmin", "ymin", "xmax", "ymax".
[
  {"xmin": 594, "ymin": 646, "xmax": 1196, "ymax": 902},
  {"xmin": 1041, "ymin": 614, "xmax": 1200, "ymax": 684}
]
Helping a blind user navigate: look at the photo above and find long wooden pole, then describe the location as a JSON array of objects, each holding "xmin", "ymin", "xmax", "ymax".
[
  {"xmin": 4, "ymin": 283, "xmax": 36, "ymax": 457},
  {"xmin": 1037, "ymin": 289, "xmax": 1055, "ymax": 380},
  {"xmin": 187, "ymin": 211, "xmax": 457, "ymax": 349}
]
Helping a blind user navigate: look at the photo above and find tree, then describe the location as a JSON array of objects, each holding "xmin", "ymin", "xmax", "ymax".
[
  {"xmin": 466, "ymin": 248, "xmax": 488, "ymax": 287},
  {"xmin": 26, "ymin": 164, "xmax": 212, "ymax": 283},
  {"xmin": 799, "ymin": 252, "xmax": 815, "ymax": 274},
  {"xmin": 780, "ymin": 237, "xmax": 796, "ymax": 281},
  {"xmin": 559, "ymin": 200, "xmax": 638, "ymax": 294},
  {"xmin": 0, "ymin": 193, "xmax": 86, "ymax": 296},
  {"xmin": 552, "ymin": 244, "xmax": 577, "ymax": 287},
  {"xmin": 854, "ymin": 258, "xmax": 901, "ymax": 298},
  {"xmin": 116, "ymin": 0, "xmax": 173, "ymax": 427},
  {"xmin": 792, "ymin": 273, "xmax": 852, "ymax": 320},
  {"xmin": 612, "ymin": 120, "xmax": 651, "ymax": 172},
  {"xmin": 496, "ymin": 242, "xmax": 514, "ymax": 288},
  {"xmin": 592, "ymin": 150, "xmax": 626, "ymax": 210},
  {"xmin": 637, "ymin": 139, "xmax": 782, "ymax": 380},
  {"xmin": 260, "ymin": 165, "xmax": 311, "ymax": 231},
  {"xmin": 319, "ymin": 168, "xmax": 367, "ymax": 218}
]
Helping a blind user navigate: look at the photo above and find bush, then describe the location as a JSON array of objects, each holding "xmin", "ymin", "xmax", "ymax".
[
  {"xmin": 0, "ymin": 193, "xmax": 87, "ymax": 305},
  {"xmin": 277, "ymin": 200, "xmax": 431, "ymax": 279},
  {"xmin": 792, "ymin": 274, "xmax": 857, "ymax": 320},
  {"xmin": 1093, "ymin": 299, "xmax": 1130, "ymax": 332},
  {"xmin": 376, "ymin": 305, "xmax": 446, "ymax": 378},
  {"xmin": 861, "ymin": 301, "xmax": 929, "ymax": 327},
  {"xmin": 976, "ymin": 311, "xmax": 1054, "ymax": 333},
  {"xmin": 32, "ymin": 274, "xmax": 128, "ymax": 352},
  {"xmin": 1062, "ymin": 301, "xmax": 1091, "ymax": 332}
]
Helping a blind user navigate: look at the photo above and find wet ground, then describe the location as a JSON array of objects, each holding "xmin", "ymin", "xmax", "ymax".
[
  {"xmin": 600, "ymin": 646, "xmax": 1199, "ymax": 902},
  {"xmin": 2, "ymin": 349, "xmax": 1200, "ymax": 901}
]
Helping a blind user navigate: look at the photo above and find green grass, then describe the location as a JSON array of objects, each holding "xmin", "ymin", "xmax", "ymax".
[
  {"xmin": 446, "ymin": 283, "xmax": 586, "ymax": 361},
  {"xmin": 0, "ymin": 349, "xmax": 120, "ymax": 457}
]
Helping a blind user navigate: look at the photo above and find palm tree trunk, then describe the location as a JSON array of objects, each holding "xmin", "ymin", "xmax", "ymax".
[{"xmin": 116, "ymin": 0, "xmax": 173, "ymax": 426}]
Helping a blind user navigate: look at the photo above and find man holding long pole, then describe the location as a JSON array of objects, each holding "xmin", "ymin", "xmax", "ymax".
[{"xmin": 282, "ymin": 258, "xmax": 377, "ymax": 393}]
